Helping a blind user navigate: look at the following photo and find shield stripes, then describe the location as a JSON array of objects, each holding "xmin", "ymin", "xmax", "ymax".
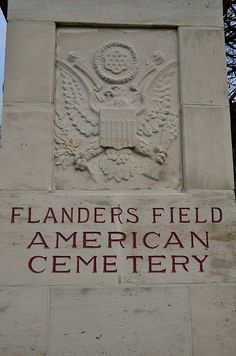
[{"xmin": 100, "ymin": 109, "xmax": 137, "ymax": 150}]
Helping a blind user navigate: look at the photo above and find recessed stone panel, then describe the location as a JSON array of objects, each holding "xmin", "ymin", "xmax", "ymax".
[{"xmin": 54, "ymin": 28, "xmax": 181, "ymax": 191}]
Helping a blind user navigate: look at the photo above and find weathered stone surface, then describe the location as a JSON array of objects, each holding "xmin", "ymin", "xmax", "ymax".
[
  {"xmin": 0, "ymin": 105, "xmax": 54, "ymax": 190},
  {"xmin": 4, "ymin": 21, "xmax": 55, "ymax": 103},
  {"xmin": 0, "ymin": 190, "xmax": 235, "ymax": 286},
  {"xmin": 191, "ymin": 285, "xmax": 236, "ymax": 356},
  {"xmin": 49, "ymin": 286, "xmax": 191, "ymax": 356},
  {"xmin": 55, "ymin": 28, "xmax": 181, "ymax": 191},
  {"xmin": 0, "ymin": 287, "xmax": 48, "ymax": 355},
  {"xmin": 182, "ymin": 106, "xmax": 234, "ymax": 190},
  {"xmin": 8, "ymin": 0, "xmax": 223, "ymax": 27},
  {"xmin": 179, "ymin": 28, "xmax": 228, "ymax": 105}
]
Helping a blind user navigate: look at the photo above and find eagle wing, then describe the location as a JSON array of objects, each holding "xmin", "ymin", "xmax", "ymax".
[
  {"xmin": 57, "ymin": 59, "xmax": 99, "ymax": 137},
  {"xmin": 137, "ymin": 61, "xmax": 177, "ymax": 138}
]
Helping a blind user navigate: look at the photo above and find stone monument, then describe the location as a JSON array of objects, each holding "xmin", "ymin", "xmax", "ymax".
[{"xmin": 0, "ymin": 1, "xmax": 235, "ymax": 355}]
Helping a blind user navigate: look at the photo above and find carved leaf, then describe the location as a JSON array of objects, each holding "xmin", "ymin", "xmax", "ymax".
[
  {"xmin": 54, "ymin": 147, "xmax": 68, "ymax": 158},
  {"xmin": 54, "ymin": 111, "xmax": 69, "ymax": 144},
  {"xmin": 55, "ymin": 153, "xmax": 67, "ymax": 166},
  {"xmin": 100, "ymin": 160, "xmax": 135, "ymax": 182},
  {"xmin": 160, "ymin": 113, "xmax": 179, "ymax": 150},
  {"xmin": 54, "ymin": 110, "xmax": 82, "ymax": 171},
  {"xmin": 100, "ymin": 149, "xmax": 134, "ymax": 182}
]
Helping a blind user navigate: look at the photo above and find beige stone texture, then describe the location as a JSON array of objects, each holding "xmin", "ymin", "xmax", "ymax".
[
  {"xmin": 0, "ymin": 105, "xmax": 54, "ymax": 190},
  {"xmin": 49, "ymin": 286, "xmax": 191, "ymax": 355},
  {"xmin": 0, "ymin": 287, "xmax": 49, "ymax": 355},
  {"xmin": 182, "ymin": 106, "xmax": 234, "ymax": 190},
  {"xmin": 3, "ymin": 21, "xmax": 55, "ymax": 103},
  {"xmin": 179, "ymin": 28, "xmax": 228, "ymax": 106},
  {"xmin": 0, "ymin": 190, "xmax": 235, "ymax": 286},
  {"xmin": 191, "ymin": 285, "xmax": 236, "ymax": 356},
  {"xmin": 8, "ymin": 0, "xmax": 223, "ymax": 27}
]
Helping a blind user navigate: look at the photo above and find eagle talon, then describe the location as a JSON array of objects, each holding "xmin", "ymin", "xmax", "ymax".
[
  {"xmin": 74, "ymin": 156, "xmax": 88, "ymax": 171},
  {"xmin": 153, "ymin": 148, "xmax": 167, "ymax": 165}
]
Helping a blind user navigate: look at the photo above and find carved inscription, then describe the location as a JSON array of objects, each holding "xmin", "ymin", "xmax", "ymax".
[
  {"xmin": 10, "ymin": 205, "xmax": 225, "ymax": 276},
  {"xmin": 55, "ymin": 31, "xmax": 180, "ymax": 188}
]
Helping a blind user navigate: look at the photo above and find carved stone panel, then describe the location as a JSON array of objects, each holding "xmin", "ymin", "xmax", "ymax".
[{"xmin": 54, "ymin": 29, "xmax": 181, "ymax": 190}]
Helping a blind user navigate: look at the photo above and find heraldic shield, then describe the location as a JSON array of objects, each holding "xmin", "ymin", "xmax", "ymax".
[{"xmin": 100, "ymin": 109, "xmax": 137, "ymax": 150}]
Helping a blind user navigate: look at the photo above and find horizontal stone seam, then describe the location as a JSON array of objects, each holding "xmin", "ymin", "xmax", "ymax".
[
  {"xmin": 6, "ymin": 18, "xmax": 224, "ymax": 28},
  {"xmin": 181, "ymin": 104, "xmax": 230, "ymax": 109},
  {"xmin": 0, "ymin": 282, "xmax": 236, "ymax": 287}
]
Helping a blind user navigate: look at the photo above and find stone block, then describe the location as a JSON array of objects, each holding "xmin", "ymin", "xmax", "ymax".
[
  {"xmin": 0, "ymin": 190, "xmax": 235, "ymax": 286},
  {"xmin": 49, "ymin": 286, "xmax": 191, "ymax": 356},
  {"xmin": 191, "ymin": 285, "xmax": 236, "ymax": 356},
  {"xmin": 179, "ymin": 28, "xmax": 228, "ymax": 105},
  {"xmin": 0, "ymin": 105, "xmax": 54, "ymax": 190},
  {"xmin": 0, "ymin": 287, "xmax": 48, "ymax": 355},
  {"xmin": 182, "ymin": 106, "xmax": 234, "ymax": 189},
  {"xmin": 8, "ymin": 0, "xmax": 223, "ymax": 27},
  {"xmin": 4, "ymin": 21, "xmax": 55, "ymax": 103}
]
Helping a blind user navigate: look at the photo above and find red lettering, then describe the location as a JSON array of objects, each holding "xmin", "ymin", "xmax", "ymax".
[
  {"xmin": 143, "ymin": 232, "xmax": 160, "ymax": 249},
  {"xmin": 163, "ymin": 232, "xmax": 184, "ymax": 248},
  {"xmin": 28, "ymin": 207, "xmax": 40, "ymax": 223},
  {"xmin": 108, "ymin": 231, "xmax": 126, "ymax": 248},
  {"xmin": 179, "ymin": 208, "xmax": 190, "ymax": 223},
  {"xmin": 42, "ymin": 208, "xmax": 58, "ymax": 224},
  {"xmin": 27, "ymin": 232, "xmax": 49, "ymax": 249},
  {"xmin": 131, "ymin": 232, "xmax": 137, "ymax": 249},
  {"xmin": 52, "ymin": 256, "xmax": 71, "ymax": 273},
  {"xmin": 103, "ymin": 255, "xmax": 117, "ymax": 273},
  {"xmin": 94, "ymin": 208, "xmax": 106, "ymax": 223},
  {"xmin": 77, "ymin": 208, "xmax": 89, "ymax": 223},
  {"xmin": 192, "ymin": 255, "xmax": 208, "ymax": 272},
  {"xmin": 55, "ymin": 232, "xmax": 77, "ymax": 248},
  {"xmin": 152, "ymin": 208, "xmax": 165, "ymax": 223},
  {"xmin": 148, "ymin": 256, "xmax": 166, "ymax": 273},
  {"xmin": 61, "ymin": 208, "xmax": 74, "ymax": 223},
  {"xmin": 111, "ymin": 207, "xmax": 123, "ymax": 223},
  {"xmin": 11, "ymin": 207, "xmax": 24, "ymax": 223},
  {"xmin": 170, "ymin": 207, "xmax": 175, "ymax": 223},
  {"xmin": 126, "ymin": 256, "xmax": 144, "ymax": 273},
  {"xmin": 28, "ymin": 255, "xmax": 46, "ymax": 273},
  {"xmin": 211, "ymin": 207, "xmax": 222, "ymax": 223},
  {"xmin": 191, "ymin": 231, "xmax": 209, "ymax": 248},
  {"xmin": 195, "ymin": 208, "xmax": 207, "ymax": 223},
  {"xmin": 83, "ymin": 231, "xmax": 101, "ymax": 248},
  {"xmin": 127, "ymin": 208, "xmax": 139, "ymax": 223},
  {"xmin": 171, "ymin": 255, "xmax": 189, "ymax": 272},
  {"xmin": 76, "ymin": 256, "xmax": 97, "ymax": 273}
]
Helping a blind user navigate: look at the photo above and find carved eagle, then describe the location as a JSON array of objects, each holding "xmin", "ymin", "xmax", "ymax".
[{"xmin": 55, "ymin": 41, "xmax": 178, "ymax": 183}]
